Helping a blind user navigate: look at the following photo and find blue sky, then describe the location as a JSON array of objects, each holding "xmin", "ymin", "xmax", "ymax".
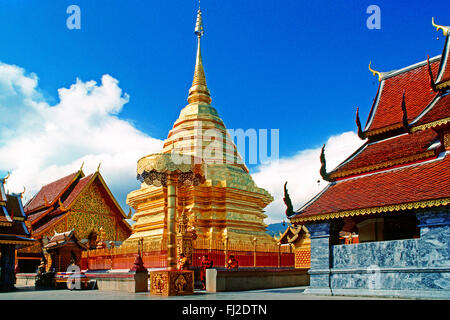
[{"xmin": 0, "ymin": 0, "xmax": 449, "ymax": 222}]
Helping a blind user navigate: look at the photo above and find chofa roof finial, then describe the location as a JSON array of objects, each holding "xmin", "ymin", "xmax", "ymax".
[
  {"xmin": 283, "ymin": 182, "xmax": 295, "ymax": 218},
  {"xmin": 58, "ymin": 198, "xmax": 69, "ymax": 212},
  {"xmin": 356, "ymin": 107, "xmax": 366, "ymax": 140},
  {"xmin": 432, "ymin": 17, "xmax": 449, "ymax": 36},
  {"xmin": 401, "ymin": 90, "xmax": 411, "ymax": 134},
  {"xmin": 1, "ymin": 172, "xmax": 10, "ymax": 183},
  {"xmin": 320, "ymin": 145, "xmax": 331, "ymax": 182},
  {"xmin": 427, "ymin": 55, "xmax": 438, "ymax": 92},
  {"xmin": 19, "ymin": 186, "xmax": 26, "ymax": 198},
  {"xmin": 368, "ymin": 61, "xmax": 383, "ymax": 82}
]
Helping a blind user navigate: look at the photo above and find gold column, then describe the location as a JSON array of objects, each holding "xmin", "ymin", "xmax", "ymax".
[
  {"xmin": 253, "ymin": 237, "xmax": 257, "ymax": 267},
  {"xmin": 224, "ymin": 235, "xmax": 229, "ymax": 266},
  {"xmin": 277, "ymin": 243, "xmax": 281, "ymax": 268},
  {"xmin": 167, "ymin": 173, "xmax": 177, "ymax": 271}
]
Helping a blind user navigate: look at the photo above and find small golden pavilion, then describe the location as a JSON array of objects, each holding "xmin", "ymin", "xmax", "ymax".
[{"xmin": 125, "ymin": 8, "xmax": 275, "ymax": 246}]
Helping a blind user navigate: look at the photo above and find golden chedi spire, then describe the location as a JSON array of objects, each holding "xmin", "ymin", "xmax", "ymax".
[{"xmin": 187, "ymin": 7, "xmax": 212, "ymax": 104}]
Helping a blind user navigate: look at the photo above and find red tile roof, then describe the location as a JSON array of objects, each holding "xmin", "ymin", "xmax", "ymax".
[
  {"xmin": 330, "ymin": 129, "xmax": 439, "ymax": 178},
  {"xmin": 61, "ymin": 174, "xmax": 93, "ymax": 207},
  {"xmin": 295, "ymin": 154, "xmax": 450, "ymax": 220},
  {"xmin": 413, "ymin": 93, "xmax": 450, "ymax": 127},
  {"xmin": 24, "ymin": 172, "xmax": 81, "ymax": 213},
  {"xmin": 365, "ymin": 59, "xmax": 441, "ymax": 133},
  {"xmin": 33, "ymin": 212, "xmax": 66, "ymax": 235}
]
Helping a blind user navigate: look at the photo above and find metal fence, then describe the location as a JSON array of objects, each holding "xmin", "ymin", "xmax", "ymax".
[{"xmin": 81, "ymin": 239, "xmax": 295, "ymax": 270}]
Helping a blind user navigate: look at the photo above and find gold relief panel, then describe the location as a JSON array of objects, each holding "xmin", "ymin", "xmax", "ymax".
[
  {"xmin": 68, "ymin": 211, "xmax": 116, "ymax": 240},
  {"xmin": 71, "ymin": 181, "xmax": 112, "ymax": 214}
]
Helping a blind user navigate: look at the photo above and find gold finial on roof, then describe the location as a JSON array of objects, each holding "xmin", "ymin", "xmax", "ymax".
[
  {"xmin": 187, "ymin": 5, "xmax": 212, "ymax": 104},
  {"xmin": 43, "ymin": 195, "xmax": 50, "ymax": 206},
  {"xmin": 368, "ymin": 61, "xmax": 384, "ymax": 82},
  {"xmin": 432, "ymin": 17, "xmax": 449, "ymax": 36},
  {"xmin": 19, "ymin": 186, "xmax": 26, "ymax": 198},
  {"xmin": 79, "ymin": 161, "xmax": 84, "ymax": 172},
  {"xmin": 1, "ymin": 172, "xmax": 10, "ymax": 183},
  {"xmin": 97, "ymin": 162, "xmax": 102, "ymax": 172},
  {"xmin": 58, "ymin": 198, "xmax": 68, "ymax": 211}
]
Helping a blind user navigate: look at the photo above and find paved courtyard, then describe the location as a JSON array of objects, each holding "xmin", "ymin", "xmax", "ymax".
[{"xmin": 0, "ymin": 285, "xmax": 391, "ymax": 300}]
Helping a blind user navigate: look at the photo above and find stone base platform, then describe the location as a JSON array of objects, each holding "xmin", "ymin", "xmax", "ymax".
[
  {"xmin": 150, "ymin": 270, "xmax": 194, "ymax": 296},
  {"xmin": 84, "ymin": 271, "xmax": 148, "ymax": 293},
  {"xmin": 305, "ymin": 288, "xmax": 450, "ymax": 300},
  {"xmin": 16, "ymin": 273, "xmax": 36, "ymax": 286},
  {"xmin": 206, "ymin": 268, "xmax": 310, "ymax": 292}
]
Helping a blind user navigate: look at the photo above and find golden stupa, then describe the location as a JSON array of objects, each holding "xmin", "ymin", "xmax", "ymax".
[{"xmin": 124, "ymin": 8, "xmax": 275, "ymax": 246}]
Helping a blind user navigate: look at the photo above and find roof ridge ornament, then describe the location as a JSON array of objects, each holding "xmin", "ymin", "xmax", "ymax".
[
  {"xmin": 283, "ymin": 182, "xmax": 295, "ymax": 218},
  {"xmin": 432, "ymin": 17, "xmax": 449, "ymax": 36},
  {"xmin": 401, "ymin": 90, "xmax": 411, "ymax": 134},
  {"xmin": 320, "ymin": 145, "xmax": 332, "ymax": 182},
  {"xmin": 427, "ymin": 55, "xmax": 438, "ymax": 92},
  {"xmin": 19, "ymin": 186, "xmax": 26, "ymax": 199},
  {"xmin": 356, "ymin": 107, "xmax": 367, "ymax": 140},
  {"xmin": 58, "ymin": 198, "xmax": 69, "ymax": 212},
  {"xmin": 43, "ymin": 195, "xmax": 50, "ymax": 206},
  {"xmin": 368, "ymin": 61, "xmax": 385, "ymax": 82},
  {"xmin": 1, "ymin": 172, "xmax": 10, "ymax": 184}
]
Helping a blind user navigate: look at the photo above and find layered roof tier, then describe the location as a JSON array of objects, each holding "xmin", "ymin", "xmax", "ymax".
[
  {"xmin": 291, "ymin": 19, "xmax": 450, "ymax": 223},
  {"xmin": 0, "ymin": 175, "xmax": 35, "ymax": 246},
  {"xmin": 24, "ymin": 169, "xmax": 131, "ymax": 238}
]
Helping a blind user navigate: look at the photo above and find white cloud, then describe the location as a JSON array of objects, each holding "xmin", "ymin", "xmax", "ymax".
[
  {"xmin": 0, "ymin": 62, "xmax": 163, "ymax": 211},
  {"xmin": 252, "ymin": 131, "xmax": 365, "ymax": 224}
]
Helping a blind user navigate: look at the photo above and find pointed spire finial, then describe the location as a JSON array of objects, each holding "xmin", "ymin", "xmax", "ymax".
[
  {"xmin": 188, "ymin": 4, "xmax": 212, "ymax": 104},
  {"xmin": 97, "ymin": 162, "xmax": 102, "ymax": 172},
  {"xmin": 195, "ymin": 3, "xmax": 204, "ymax": 38},
  {"xmin": 79, "ymin": 161, "xmax": 84, "ymax": 172}
]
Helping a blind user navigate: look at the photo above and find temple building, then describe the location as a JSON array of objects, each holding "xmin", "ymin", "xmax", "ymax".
[
  {"xmin": 18, "ymin": 166, "xmax": 131, "ymax": 272},
  {"xmin": 125, "ymin": 8, "xmax": 275, "ymax": 246},
  {"xmin": 0, "ymin": 174, "xmax": 35, "ymax": 290},
  {"xmin": 277, "ymin": 224, "xmax": 311, "ymax": 269},
  {"xmin": 43, "ymin": 229, "xmax": 86, "ymax": 272},
  {"xmin": 287, "ymin": 19, "xmax": 450, "ymax": 298}
]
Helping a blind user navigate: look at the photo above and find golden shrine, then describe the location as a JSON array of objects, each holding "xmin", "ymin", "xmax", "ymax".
[
  {"xmin": 125, "ymin": 7, "xmax": 275, "ymax": 247},
  {"xmin": 276, "ymin": 225, "xmax": 311, "ymax": 269}
]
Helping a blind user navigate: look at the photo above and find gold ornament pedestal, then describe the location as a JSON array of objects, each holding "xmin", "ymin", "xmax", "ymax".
[
  {"xmin": 150, "ymin": 270, "xmax": 194, "ymax": 296},
  {"xmin": 137, "ymin": 153, "xmax": 204, "ymax": 296}
]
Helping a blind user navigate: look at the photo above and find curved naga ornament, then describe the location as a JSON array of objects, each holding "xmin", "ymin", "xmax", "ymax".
[
  {"xmin": 283, "ymin": 182, "xmax": 295, "ymax": 218},
  {"xmin": 401, "ymin": 90, "xmax": 411, "ymax": 133},
  {"xmin": 320, "ymin": 144, "xmax": 331, "ymax": 182},
  {"xmin": 427, "ymin": 55, "xmax": 438, "ymax": 92},
  {"xmin": 355, "ymin": 107, "xmax": 366, "ymax": 139}
]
